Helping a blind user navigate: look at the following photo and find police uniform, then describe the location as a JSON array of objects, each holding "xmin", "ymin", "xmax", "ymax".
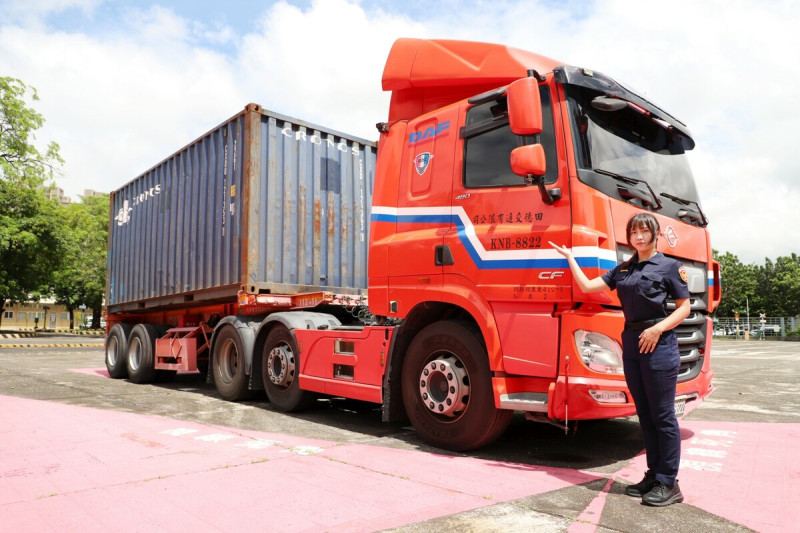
[{"xmin": 602, "ymin": 252, "xmax": 690, "ymax": 487}]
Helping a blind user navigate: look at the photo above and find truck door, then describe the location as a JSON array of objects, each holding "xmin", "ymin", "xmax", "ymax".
[
  {"xmin": 385, "ymin": 111, "xmax": 458, "ymax": 316},
  {"xmin": 443, "ymin": 86, "xmax": 571, "ymax": 378}
]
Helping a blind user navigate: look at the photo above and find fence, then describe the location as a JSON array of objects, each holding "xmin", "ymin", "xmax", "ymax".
[{"xmin": 713, "ymin": 316, "xmax": 798, "ymax": 338}]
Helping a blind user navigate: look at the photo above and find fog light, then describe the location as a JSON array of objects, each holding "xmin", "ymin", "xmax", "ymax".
[{"xmin": 589, "ymin": 389, "xmax": 627, "ymax": 404}]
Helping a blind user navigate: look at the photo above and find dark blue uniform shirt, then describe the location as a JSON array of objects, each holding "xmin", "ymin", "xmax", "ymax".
[{"xmin": 601, "ymin": 252, "xmax": 690, "ymax": 323}]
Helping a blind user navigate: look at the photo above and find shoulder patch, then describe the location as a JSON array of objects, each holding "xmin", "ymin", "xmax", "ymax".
[{"xmin": 678, "ymin": 265, "xmax": 688, "ymax": 283}]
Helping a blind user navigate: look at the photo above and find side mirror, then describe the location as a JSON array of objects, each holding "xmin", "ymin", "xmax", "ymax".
[
  {"xmin": 510, "ymin": 144, "xmax": 561, "ymax": 205},
  {"xmin": 507, "ymin": 77, "xmax": 542, "ymax": 135},
  {"xmin": 510, "ymin": 144, "xmax": 546, "ymax": 177}
]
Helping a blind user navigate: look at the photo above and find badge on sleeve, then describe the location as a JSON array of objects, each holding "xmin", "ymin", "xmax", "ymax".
[{"xmin": 678, "ymin": 265, "xmax": 688, "ymax": 283}]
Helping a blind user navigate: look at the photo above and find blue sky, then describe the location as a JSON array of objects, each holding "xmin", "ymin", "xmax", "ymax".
[{"xmin": 1, "ymin": 0, "xmax": 798, "ymax": 264}]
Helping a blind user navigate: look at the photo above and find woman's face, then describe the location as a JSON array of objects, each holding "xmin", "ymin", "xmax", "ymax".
[{"xmin": 629, "ymin": 225, "xmax": 656, "ymax": 254}]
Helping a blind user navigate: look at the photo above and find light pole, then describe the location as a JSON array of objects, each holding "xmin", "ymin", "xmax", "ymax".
[{"xmin": 746, "ymin": 295, "xmax": 750, "ymax": 332}]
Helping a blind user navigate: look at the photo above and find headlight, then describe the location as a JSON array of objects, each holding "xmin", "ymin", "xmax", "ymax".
[{"xmin": 574, "ymin": 330, "xmax": 624, "ymax": 374}]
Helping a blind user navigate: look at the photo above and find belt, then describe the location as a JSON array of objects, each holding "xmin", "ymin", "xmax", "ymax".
[{"xmin": 624, "ymin": 318, "xmax": 665, "ymax": 331}]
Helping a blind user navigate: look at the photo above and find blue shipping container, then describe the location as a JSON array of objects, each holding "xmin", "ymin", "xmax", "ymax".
[{"xmin": 107, "ymin": 104, "xmax": 377, "ymax": 313}]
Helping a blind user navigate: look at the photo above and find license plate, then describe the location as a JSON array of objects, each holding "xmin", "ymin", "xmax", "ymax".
[{"xmin": 674, "ymin": 399, "xmax": 686, "ymax": 417}]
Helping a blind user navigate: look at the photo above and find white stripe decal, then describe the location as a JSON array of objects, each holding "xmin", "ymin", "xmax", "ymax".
[{"xmin": 372, "ymin": 206, "xmax": 617, "ymax": 271}]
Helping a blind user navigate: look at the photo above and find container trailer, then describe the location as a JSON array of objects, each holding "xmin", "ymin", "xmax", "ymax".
[{"xmin": 106, "ymin": 38, "xmax": 718, "ymax": 450}]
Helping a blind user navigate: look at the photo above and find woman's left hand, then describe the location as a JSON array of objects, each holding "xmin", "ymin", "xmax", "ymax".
[{"xmin": 638, "ymin": 325, "xmax": 663, "ymax": 354}]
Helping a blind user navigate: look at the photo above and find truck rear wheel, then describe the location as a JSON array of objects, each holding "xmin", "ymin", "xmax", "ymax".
[
  {"xmin": 212, "ymin": 324, "xmax": 252, "ymax": 401},
  {"xmin": 402, "ymin": 321, "xmax": 512, "ymax": 451},
  {"xmin": 262, "ymin": 325, "xmax": 315, "ymax": 411},
  {"xmin": 106, "ymin": 323, "xmax": 132, "ymax": 379},
  {"xmin": 127, "ymin": 324, "xmax": 159, "ymax": 384}
]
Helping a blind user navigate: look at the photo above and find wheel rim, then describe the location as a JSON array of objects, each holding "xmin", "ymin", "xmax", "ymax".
[
  {"xmin": 267, "ymin": 342, "xmax": 295, "ymax": 389},
  {"xmin": 107, "ymin": 336, "xmax": 119, "ymax": 366},
  {"xmin": 129, "ymin": 337, "xmax": 142, "ymax": 372},
  {"xmin": 418, "ymin": 352, "xmax": 470, "ymax": 418},
  {"xmin": 218, "ymin": 338, "xmax": 239, "ymax": 384}
]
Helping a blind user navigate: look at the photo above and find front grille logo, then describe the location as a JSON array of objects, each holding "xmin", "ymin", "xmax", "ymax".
[{"xmin": 663, "ymin": 225, "xmax": 679, "ymax": 248}]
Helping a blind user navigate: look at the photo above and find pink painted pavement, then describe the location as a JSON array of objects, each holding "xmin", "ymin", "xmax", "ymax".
[
  {"xmin": 0, "ymin": 394, "xmax": 598, "ymax": 532},
  {"xmin": 2, "ymin": 368, "xmax": 799, "ymax": 532}
]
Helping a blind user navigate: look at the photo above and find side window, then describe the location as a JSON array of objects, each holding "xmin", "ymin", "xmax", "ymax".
[{"xmin": 463, "ymin": 85, "xmax": 557, "ymax": 188}]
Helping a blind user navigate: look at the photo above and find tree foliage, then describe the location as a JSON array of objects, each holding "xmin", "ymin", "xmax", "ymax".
[
  {"xmin": 1, "ymin": 77, "xmax": 62, "ymax": 185},
  {"xmin": 0, "ymin": 76, "xmax": 66, "ymax": 327},
  {"xmin": 52, "ymin": 194, "xmax": 109, "ymax": 328},
  {"xmin": 0, "ymin": 181, "xmax": 65, "ymax": 324},
  {"xmin": 714, "ymin": 250, "xmax": 800, "ymax": 318}
]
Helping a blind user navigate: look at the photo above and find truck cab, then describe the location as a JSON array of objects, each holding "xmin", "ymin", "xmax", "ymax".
[{"xmin": 368, "ymin": 39, "xmax": 718, "ymax": 448}]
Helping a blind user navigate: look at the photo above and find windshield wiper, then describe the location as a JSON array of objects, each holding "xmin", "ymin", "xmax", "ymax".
[
  {"xmin": 659, "ymin": 192, "xmax": 709, "ymax": 227},
  {"xmin": 593, "ymin": 168, "xmax": 662, "ymax": 210}
]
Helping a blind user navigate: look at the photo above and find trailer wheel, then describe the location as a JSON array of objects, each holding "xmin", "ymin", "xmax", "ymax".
[
  {"xmin": 105, "ymin": 323, "xmax": 132, "ymax": 379},
  {"xmin": 401, "ymin": 321, "xmax": 512, "ymax": 451},
  {"xmin": 127, "ymin": 324, "xmax": 159, "ymax": 384},
  {"xmin": 262, "ymin": 325, "xmax": 315, "ymax": 411},
  {"xmin": 212, "ymin": 325, "xmax": 252, "ymax": 401}
]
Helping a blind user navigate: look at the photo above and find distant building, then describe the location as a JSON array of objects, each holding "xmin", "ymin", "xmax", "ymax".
[
  {"xmin": 46, "ymin": 186, "xmax": 72, "ymax": 206},
  {"xmin": 82, "ymin": 189, "xmax": 106, "ymax": 198},
  {"xmin": 1, "ymin": 300, "xmax": 99, "ymax": 330}
]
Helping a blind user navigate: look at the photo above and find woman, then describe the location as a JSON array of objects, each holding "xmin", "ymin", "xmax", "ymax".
[{"xmin": 550, "ymin": 212, "xmax": 690, "ymax": 507}]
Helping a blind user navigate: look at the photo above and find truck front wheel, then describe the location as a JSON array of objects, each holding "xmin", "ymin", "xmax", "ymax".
[
  {"xmin": 402, "ymin": 321, "xmax": 512, "ymax": 451},
  {"xmin": 262, "ymin": 325, "xmax": 315, "ymax": 411},
  {"xmin": 212, "ymin": 324, "xmax": 252, "ymax": 401}
]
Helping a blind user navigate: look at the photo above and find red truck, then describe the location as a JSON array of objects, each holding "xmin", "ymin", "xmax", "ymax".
[{"xmin": 105, "ymin": 38, "xmax": 718, "ymax": 451}]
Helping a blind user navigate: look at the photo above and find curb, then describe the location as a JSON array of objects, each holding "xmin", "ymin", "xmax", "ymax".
[
  {"xmin": 0, "ymin": 330, "xmax": 104, "ymax": 338},
  {"xmin": 0, "ymin": 343, "xmax": 104, "ymax": 349},
  {"xmin": 53, "ymin": 329, "xmax": 105, "ymax": 336},
  {"xmin": 0, "ymin": 332, "xmax": 37, "ymax": 339}
]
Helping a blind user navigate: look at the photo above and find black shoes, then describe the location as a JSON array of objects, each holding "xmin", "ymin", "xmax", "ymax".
[
  {"xmin": 625, "ymin": 470, "xmax": 655, "ymax": 497},
  {"xmin": 642, "ymin": 480, "xmax": 684, "ymax": 507}
]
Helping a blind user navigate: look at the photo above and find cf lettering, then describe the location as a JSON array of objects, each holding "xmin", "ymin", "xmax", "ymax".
[{"xmin": 538, "ymin": 271, "xmax": 564, "ymax": 280}]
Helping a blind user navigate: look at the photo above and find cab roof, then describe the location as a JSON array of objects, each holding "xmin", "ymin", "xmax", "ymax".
[{"xmin": 382, "ymin": 38, "xmax": 562, "ymax": 122}]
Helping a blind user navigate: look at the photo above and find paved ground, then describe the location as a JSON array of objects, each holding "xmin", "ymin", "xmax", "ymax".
[{"xmin": 0, "ymin": 337, "xmax": 798, "ymax": 532}]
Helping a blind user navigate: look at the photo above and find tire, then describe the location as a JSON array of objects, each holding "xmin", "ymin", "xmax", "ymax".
[
  {"xmin": 402, "ymin": 321, "xmax": 512, "ymax": 451},
  {"xmin": 106, "ymin": 323, "xmax": 132, "ymax": 379},
  {"xmin": 127, "ymin": 324, "xmax": 159, "ymax": 384},
  {"xmin": 212, "ymin": 324, "xmax": 252, "ymax": 401},
  {"xmin": 262, "ymin": 325, "xmax": 315, "ymax": 411}
]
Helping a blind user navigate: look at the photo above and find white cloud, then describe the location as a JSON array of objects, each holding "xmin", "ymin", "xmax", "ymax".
[
  {"xmin": 1, "ymin": 0, "xmax": 798, "ymax": 264},
  {"xmin": 237, "ymin": 0, "xmax": 424, "ymax": 138}
]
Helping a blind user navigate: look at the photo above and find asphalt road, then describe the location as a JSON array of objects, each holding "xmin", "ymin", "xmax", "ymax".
[{"xmin": 0, "ymin": 336, "xmax": 798, "ymax": 532}]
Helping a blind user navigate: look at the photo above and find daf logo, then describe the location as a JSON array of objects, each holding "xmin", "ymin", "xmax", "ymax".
[{"xmin": 538, "ymin": 271, "xmax": 565, "ymax": 280}]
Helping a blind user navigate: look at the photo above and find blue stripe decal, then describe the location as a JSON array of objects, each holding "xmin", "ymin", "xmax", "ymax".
[{"xmin": 372, "ymin": 212, "xmax": 617, "ymax": 271}]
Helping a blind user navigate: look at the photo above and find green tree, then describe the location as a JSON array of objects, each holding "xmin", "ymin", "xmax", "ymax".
[
  {"xmin": 52, "ymin": 194, "xmax": 109, "ymax": 329},
  {"xmin": 713, "ymin": 250, "xmax": 757, "ymax": 317},
  {"xmin": 752, "ymin": 254, "xmax": 800, "ymax": 317},
  {"xmin": 0, "ymin": 77, "xmax": 65, "ymax": 327},
  {"xmin": 0, "ymin": 181, "xmax": 64, "ymax": 326},
  {"xmin": 1, "ymin": 77, "xmax": 62, "ymax": 185}
]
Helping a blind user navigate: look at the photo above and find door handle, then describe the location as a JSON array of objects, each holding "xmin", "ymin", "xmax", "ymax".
[{"xmin": 435, "ymin": 245, "xmax": 454, "ymax": 266}]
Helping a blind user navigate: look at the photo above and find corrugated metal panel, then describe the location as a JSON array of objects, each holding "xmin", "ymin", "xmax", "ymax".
[
  {"xmin": 107, "ymin": 105, "xmax": 376, "ymax": 312},
  {"xmin": 245, "ymin": 111, "xmax": 376, "ymax": 295}
]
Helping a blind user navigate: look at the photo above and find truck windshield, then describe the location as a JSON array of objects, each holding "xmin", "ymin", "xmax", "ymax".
[{"xmin": 565, "ymin": 84, "xmax": 704, "ymax": 224}]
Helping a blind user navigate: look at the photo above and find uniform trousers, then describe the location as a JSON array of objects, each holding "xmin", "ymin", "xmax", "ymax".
[{"xmin": 621, "ymin": 329, "xmax": 681, "ymax": 486}]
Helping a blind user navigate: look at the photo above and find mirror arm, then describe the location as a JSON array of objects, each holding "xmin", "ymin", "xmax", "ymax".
[
  {"xmin": 527, "ymin": 69, "xmax": 546, "ymax": 82},
  {"xmin": 526, "ymin": 174, "xmax": 561, "ymax": 205}
]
